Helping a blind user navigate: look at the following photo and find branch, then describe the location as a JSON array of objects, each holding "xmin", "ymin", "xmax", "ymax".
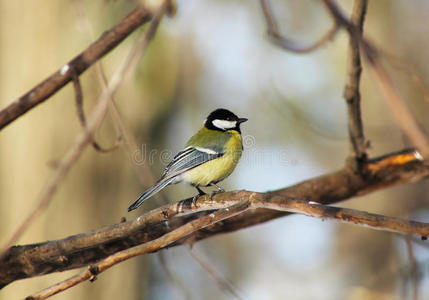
[
  {"xmin": 188, "ymin": 247, "xmax": 244, "ymax": 300},
  {"xmin": 344, "ymin": 0, "xmax": 368, "ymax": 167},
  {"xmin": 71, "ymin": 72, "xmax": 121, "ymax": 152},
  {"xmin": 0, "ymin": 1, "xmax": 169, "ymax": 258},
  {"xmin": 321, "ymin": 0, "xmax": 429, "ymax": 157},
  {"xmin": 1, "ymin": 149, "xmax": 428, "ymax": 289},
  {"xmin": 27, "ymin": 201, "xmax": 250, "ymax": 300},
  {"xmin": 367, "ymin": 58, "xmax": 429, "ymax": 157},
  {"xmin": 0, "ymin": 6, "xmax": 152, "ymax": 130},
  {"xmin": 259, "ymin": 0, "xmax": 340, "ymax": 53}
]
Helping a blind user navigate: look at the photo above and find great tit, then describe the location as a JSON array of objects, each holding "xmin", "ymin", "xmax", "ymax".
[{"xmin": 128, "ymin": 108, "xmax": 248, "ymax": 211}]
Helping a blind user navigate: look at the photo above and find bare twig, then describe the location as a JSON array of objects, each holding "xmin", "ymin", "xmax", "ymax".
[
  {"xmin": 73, "ymin": 0, "xmax": 168, "ymax": 199},
  {"xmin": 27, "ymin": 201, "xmax": 250, "ymax": 300},
  {"xmin": 366, "ymin": 59, "xmax": 429, "ymax": 157},
  {"xmin": 0, "ymin": 6, "xmax": 152, "ymax": 130},
  {"xmin": 379, "ymin": 50, "xmax": 429, "ymax": 106},
  {"xmin": 260, "ymin": 0, "xmax": 340, "ymax": 53},
  {"xmin": 344, "ymin": 0, "xmax": 368, "ymax": 167},
  {"xmin": 405, "ymin": 237, "xmax": 419, "ymax": 300},
  {"xmin": 71, "ymin": 72, "xmax": 121, "ymax": 152},
  {"xmin": 70, "ymin": 0, "xmax": 159, "ymax": 185},
  {"xmin": 92, "ymin": 46, "xmax": 169, "ymax": 204},
  {"xmin": 157, "ymin": 252, "xmax": 191, "ymax": 300},
  {"xmin": 320, "ymin": 0, "xmax": 429, "ymax": 157},
  {"xmin": 188, "ymin": 247, "xmax": 244, "ymax": 300},
  {"xmin": 1, "ymin": 148, "xmax": 428, "ymax": 289},
  {"xmin": 0, "ymin": 2, "xmax": 169, "ymax": 258}
]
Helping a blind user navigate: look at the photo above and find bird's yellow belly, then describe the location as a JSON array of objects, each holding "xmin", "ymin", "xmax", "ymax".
[{"xmin": 182, "ymin": 133, "xmax": 243, "ymax": 187}]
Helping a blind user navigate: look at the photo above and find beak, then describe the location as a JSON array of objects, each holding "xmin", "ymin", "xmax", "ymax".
[{"xmin": 238, "ymin": 118, "xmax": 248, "ymax": 124}]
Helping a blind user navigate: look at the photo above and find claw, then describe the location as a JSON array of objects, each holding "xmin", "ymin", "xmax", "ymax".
[
  {"xmin": 192, "ymin": 194, "xmax": 199, "ymax": 206},
  {"xmin": 193, "ymin": 186, "xmax": 206, "ymax": 205},
  {"xmin": 209, "ymin": 190, "xmax": 221, "ymax": 200},
  {"xmin": 210, "ymin": 183, "xmax": 225, "ymax": 193}
]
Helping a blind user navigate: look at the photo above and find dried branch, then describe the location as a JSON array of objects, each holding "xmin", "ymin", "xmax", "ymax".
[
  {"xmin": 0, "ymin": 6, "xmax": 153, "ymax": 130},
  {"xmin": 260, "ymin": 0, "xmax": 340, "ymax": 53},
  {"xmin": 71, "ymin": 0, "xmax": 162, "ymax": 187},
  {"xmin": 320, "ymin": 0, "xmax": 429, "ymax": 157},
  {"xmin": 380, "ymin": 51, "xmax": 429, "ymax": 106},
  {"xmin": 188, "ymin": 247, "xmax": 244, "ymax": 300},
  {"xmin": 71, "ymin": 72, "xmax": 121, "ymax": 152},
  {"xmin": 367, "ymin": 58, "xmax": 429, "ymax": 157},
  {"xmin": 27, "ymin": 201, "xmax": 250, "ymax": 300},
  {"xmin": 344, "ymin": 0, "xmax": 368, "ymax": 167},
  {"xmin": 404, "ymin": 237, "xmax": 419, "ymax": 300},
  {"xmin": 157, "ymin": 252, "xmax": 191, "ymax": 300},
  {"xmin": 260, "ymin": 0, "xmax": 371, "ymax": 164},
  {"xmin": 1, "ymin": 149, "xmax": 428, "ymax": 289},
  {"xmin": 0, "ymin": 2, "xmax": 169, "ymax": 258},
  {"xmin": 261, "ymin": 197, "xmax": 428, "ymax": 236}
]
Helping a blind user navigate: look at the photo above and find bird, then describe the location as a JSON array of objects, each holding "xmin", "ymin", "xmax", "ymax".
[{"xmin": 127, "ymin": 108, "xmax": 248, "ymax": 211}]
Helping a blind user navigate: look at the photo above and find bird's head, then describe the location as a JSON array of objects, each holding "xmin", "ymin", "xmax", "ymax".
[{"xmin": 204, "ymin": 108, "xmax": 248, "ymax": 133}]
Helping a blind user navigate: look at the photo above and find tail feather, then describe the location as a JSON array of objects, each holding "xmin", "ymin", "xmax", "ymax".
[{"xmin": 128, "ymin": 178, "xmax": 174, "ymax": 212}]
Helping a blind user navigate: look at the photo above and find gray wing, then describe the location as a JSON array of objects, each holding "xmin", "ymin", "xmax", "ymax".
[{"xmin": 161, "ymin": 147, "xmax": 223, "ymax": 180}]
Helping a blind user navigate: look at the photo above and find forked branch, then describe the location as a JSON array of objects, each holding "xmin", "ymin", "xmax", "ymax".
[
  {"xmin": 1, "ymin": 149, "xmax": 428, "ymax": 291},
  {"xmin": 0, "ymin": 6, "xmax": 152, "ymax": 130}
]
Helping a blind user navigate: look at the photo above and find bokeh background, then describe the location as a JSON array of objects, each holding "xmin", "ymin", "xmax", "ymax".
[{"xmin": 1, "ymin": 0, "xmax": 429, "ymax": 299}]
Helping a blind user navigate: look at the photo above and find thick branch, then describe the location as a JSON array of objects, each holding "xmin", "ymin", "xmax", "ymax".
[
  {"xmin": 1, "ymin": 149, "xmax": 427, "ymax": 288},
  {"xmin": 27, "ymin": 201, "xmax": 250, "ymax": 300},
  {"xmin": 0, "ymin": 6, "xmax": 152, "ymax": 130},
  {"xmin": 30, "ymin": 195, "xmax": 429, "ymax": 300},
  {"xmin": 344, "ymin": 0, "xmax": 368, "ymax": 166}
]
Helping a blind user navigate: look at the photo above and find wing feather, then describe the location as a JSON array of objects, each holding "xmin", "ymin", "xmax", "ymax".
[{"xmin": 161, "ymin": 147, "xmax": 223, "ymax": 180}]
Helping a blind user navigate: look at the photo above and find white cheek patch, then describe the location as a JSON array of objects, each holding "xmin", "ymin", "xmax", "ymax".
[{"xmin": 212, "ymin": 119, "xmax": 237, "ymax": 130}]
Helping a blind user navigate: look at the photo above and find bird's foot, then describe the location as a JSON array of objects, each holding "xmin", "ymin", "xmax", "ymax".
[
  {"xmin": 191, "ymin": 194, "xmax": 200, "ymax": 206},
  {"xmin": 209, "ymin": 188, "xmax": 225, "ymax": 200},
  {"xmin": 192, "ymin": 187, "xmax": 206, "ymax": 206},
  {"xmin": 209, "ymin": 183, "xmax": 225, "ymax": 200}
]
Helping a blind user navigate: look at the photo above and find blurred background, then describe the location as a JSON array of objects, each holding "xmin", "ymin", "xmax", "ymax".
[{"xmin": 1, "ymin": 0, "xmax": 429, "ymax": 299}]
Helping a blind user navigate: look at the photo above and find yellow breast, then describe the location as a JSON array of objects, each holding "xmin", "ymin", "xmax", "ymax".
[{"xmin": 182, "ymin": 131, "xmax": 243, "ymax": 187}]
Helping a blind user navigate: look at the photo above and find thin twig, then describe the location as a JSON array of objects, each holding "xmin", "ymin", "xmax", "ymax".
[
  {"xmin": 344, "ymin": 0, "xmax": 368, "ymax": 167},
  {"xmin": 27, "ymin": 201, "xmax": 250, "ymax": 300},
  {"xmin": 0, "ymin": 6, "xmax": 154, "ymax": 130},
  {"xmin": 321, "ymin": 0, "xmax": 429, "ymax": 157},
  {"xmin": 405, "ymin": 237, "xmax": 419, "ymax": 300},
  {"xmin": 92, "ymin": 36, "xmax": 170, "ymax": 205},
  {"xmin": 379, "ymin": 50, "xmax": 429, "ymax": 105},
  {"xmin": 366, "ymin": 58, "xmax": 429, "ymax": 157},
  {"xmin": 0, "ymin": 2, "xmax": 169, "ymax": 258},
  {"xmin": 188, "ymin": 246, "xmax": 244, "ymax": 300},
  {"xmin": 157, "ymin": 252, "xmax": 191, "ymax": 300},
  {"xmin": 71, "ymin": 0, "xmax": 168, "ymax": 202},
  {"xmin": 71, "ymin": 72, "xmax": 121, "ymax": 152},
  {"xmin": 70, "ymin": 0, "xmax": 158, "ymax": 185},
  {"xmin": 260, "ymin": 0, "xmax": 340, "ymax": 53}
]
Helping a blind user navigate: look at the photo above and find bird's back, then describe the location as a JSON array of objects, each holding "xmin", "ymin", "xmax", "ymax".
[{"xmin": 181, "ymin": 128, "xmax": 243, "ymax": 187}]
